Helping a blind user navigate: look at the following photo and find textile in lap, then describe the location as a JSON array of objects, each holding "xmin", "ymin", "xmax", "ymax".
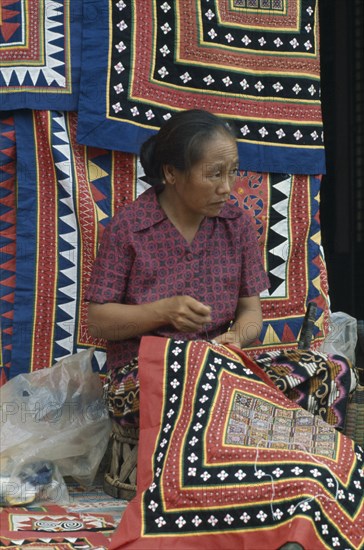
[
  {"xmin": 109, "ymin": 337, "xmax": 364, "ymax": 550},
  {"xmin": 77, "ymin": 0, "xmax": 325, "ymax": 174},
  {"xmin": 255, "ymin": 349, "xmax": 356, "ymax": 430},
  {"xmin": 0, "ymin": 0, "xmax": 82, "ymax": 110},
  {"xmin": 103, "ymin": 348, "xmax": 354, "ymax": 431}
]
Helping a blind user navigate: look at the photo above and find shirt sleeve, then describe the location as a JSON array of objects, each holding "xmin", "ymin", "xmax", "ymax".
[
  {"xmin": 84, "ymin": 213, "xmax": 135, "ymax": 304},
  {"xmin": 239, "ymin": 212, "xmax": 270, "ymax": 297}
]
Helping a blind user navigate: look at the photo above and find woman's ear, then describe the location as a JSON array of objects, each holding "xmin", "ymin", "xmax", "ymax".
[{"xmin": 162, "ymin": 164, "xmax": 176, "ymax": 185}]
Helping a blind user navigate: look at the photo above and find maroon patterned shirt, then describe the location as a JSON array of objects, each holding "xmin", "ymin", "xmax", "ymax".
[{"xmin": 85, "ymin": 186, "xmax": 270, "ymax": 370}]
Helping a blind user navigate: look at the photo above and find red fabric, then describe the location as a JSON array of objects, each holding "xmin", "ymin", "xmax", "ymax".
[
  {"xmin": 109, "ymin": 337, "xmax": 364, "ymax": 550},
  {"xmin": 226, "ymin": 343, "xmax": 278, "ymax": 389}
]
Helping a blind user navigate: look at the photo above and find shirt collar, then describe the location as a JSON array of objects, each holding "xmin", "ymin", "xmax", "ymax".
[
  {"xmin": 132, "ymin": 185, "xmax": 167, "ymax": 232},
  {"xmin": 132, "ymin": 185, "xmax": 242, "ymax": 232}
]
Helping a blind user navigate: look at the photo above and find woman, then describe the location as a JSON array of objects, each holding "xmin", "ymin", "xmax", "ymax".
[
  {"xmin": 85, "ymin": 109, "xmax": 355, "ymax": 503},
  {"xmin": 86, "ymin": 109, "xmax": 270, "ymax": 428},
  {"xmin": 85, "ymin": 109, "xmax": 270, "ymax": 498},
  {"xmin": 86, "ymin": 110, "xmax": 361, "ymax": 549}
]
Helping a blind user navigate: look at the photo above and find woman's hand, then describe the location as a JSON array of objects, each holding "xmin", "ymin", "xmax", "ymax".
[
  {"xmin": 158, "ymin": 296, "xmax": 212, "ymax": 333},
  {"xmin": 214, "ymin": 295, "xmax": 263, "ymax": 349},
  {"xmin": 214, "ymin": 330, "xmax": 242, "ymax": 347},
  {"xmin": 87, "ymin": 296, "xmax": 211, "ymax": 341}
]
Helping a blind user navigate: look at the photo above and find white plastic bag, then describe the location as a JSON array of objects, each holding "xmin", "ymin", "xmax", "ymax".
[
  {"xmin": 0, "ymin": 348, "xmax": 111, "ymax": 497},
  {"xmin": 0, "ymin": 460, "xmax": 69, "ymax": 506},
  {"xmin": 319, "ymin": 311, "xmax": 358, "ymax": 365}
]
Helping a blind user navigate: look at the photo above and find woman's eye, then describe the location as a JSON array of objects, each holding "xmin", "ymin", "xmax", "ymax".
[{"xmin": 207, "ymin": 167, "xmax": 238, "ymax": 179}]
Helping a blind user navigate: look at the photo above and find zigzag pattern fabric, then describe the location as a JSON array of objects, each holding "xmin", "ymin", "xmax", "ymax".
[
  {"xmin": 0, "ymin": 0, "xmax": 82, "ymax": 110},
  {"xmin": 9, "ymin": 110, "xmax": 139, "ymax": 377},
  {"xmin": 0, "ymin": 1, "xmax": 331, "ymax": 380},
  {"xmin": 77, "ymin": 0, "xmax": 325, "ymax": 174},
  {"xmin": 230, "ymin": 171, "xmax": 329, "ymax": 355},
  {"xmin": 0, "ymin": 114, "xmax": 16, "ymax": 384}
]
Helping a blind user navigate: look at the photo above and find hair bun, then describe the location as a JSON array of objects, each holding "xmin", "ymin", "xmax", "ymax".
[{"xmin": 139, "ymin": 134, "xmax": 160, "ymax": 182}]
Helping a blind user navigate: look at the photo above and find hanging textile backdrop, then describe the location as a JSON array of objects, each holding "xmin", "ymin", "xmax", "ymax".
[
  {"xmin": 77, "ymin": 0, "xmax": 325, "ymax": 174},
  {"xmin": 0, "ymin": 110, "xmax": 329, "ymax": 381},
  {"xmin": 230, "ymin": 171, "xmax": 329, "ymax": 355},
  {"xmin": 5, "ymin": 110, "xmax": 141, "ymax": 379},
  {"xmin": 0, "ymin": 114, "xmax": 16, "ymax": 384},
  {"xmin": 0, "ymin": 0, "xmax": 82, "ymax": 110}
]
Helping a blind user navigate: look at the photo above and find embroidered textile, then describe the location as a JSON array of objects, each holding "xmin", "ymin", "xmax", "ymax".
[
  {"xmin": 105, "ymin": 357, "xmax": 140, "ymax": 427},
  {"xmin": 10, "ymin": 110, "xmax": 139, "ymax": 376},
  {"xmin": 109, "ymin": 337, "xmax": 364, "ymax": 550},
  {"xmin": 230, "ymin": 171, "xmax": 330, "ymax": 356},
  {"xmin": 77, "ymin": 0, "xmax": 325, "ymax": 174},
  {"xmin": 0, "ymin": 504, "xmax": 115, "ymax": 549},
  {"xmin": 0, "ymin": 113, "xmax": 16, "ymax": 384},
  {"xmin": 0, "ymin": 511, "xmax": 115, "ymax": 534},
  {"xmin": 100, "ymin": 349, "xmax": 354, "ymax": 431},
  {"xmin": 255, "ymin": 349, "xmax": 356, "ymax": 430},
  {"xmin": 0, "ymin": 0, "xmax": 82, "ymax": 110}
]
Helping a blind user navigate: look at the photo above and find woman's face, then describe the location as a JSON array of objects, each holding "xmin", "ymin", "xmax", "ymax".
[{"xmin": 163, "ymin": 131, "xmax": 239, "ymax": 219}]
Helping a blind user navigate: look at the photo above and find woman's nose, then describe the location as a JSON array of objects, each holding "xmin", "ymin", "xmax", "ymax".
[{"xmin": 217, "ymin": 174, "xmax": 232, "ymax": 194}]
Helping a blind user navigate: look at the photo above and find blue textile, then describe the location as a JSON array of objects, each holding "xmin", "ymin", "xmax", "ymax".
[{"xmin": 77, "ymin": 0, "xmax": 326, "ymax": 174}]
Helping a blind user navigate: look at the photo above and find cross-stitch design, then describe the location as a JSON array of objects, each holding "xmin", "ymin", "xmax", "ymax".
[
  {"xmin": 233, "ymin": 0, "xmax": 285, "ymax": 10},
  {"xmin": 226, "ymin": 391, "xmax": 337, "ymax": 457}
]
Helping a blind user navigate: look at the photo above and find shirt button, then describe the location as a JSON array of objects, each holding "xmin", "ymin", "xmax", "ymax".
[{"xmin": 186, "ymin": 253, "xmax": 193, "ymax": 261}]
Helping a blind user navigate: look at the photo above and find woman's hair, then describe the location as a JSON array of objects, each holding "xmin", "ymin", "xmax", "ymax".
[{"xmin": 139, "ymin": 109, "xmax": 237, "ymax": 185}]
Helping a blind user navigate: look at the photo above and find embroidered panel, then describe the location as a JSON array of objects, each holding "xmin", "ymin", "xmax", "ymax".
[
  {"xmin": 1, "ymin": 511, "xmax": 115, "ymax": 533},
  {"xmin": 225, "ymin": 390, "xmax": 337, "ymax": 457},
  {"xmin": 0, "ymin": 113, "xmax": 16, "ymax": 384},
  {"xmin": 233, "ymin": 0, "xmax": 285, "ymax": 8},
  {"xmin": 229, "ymin": 171, "xmax": 330, "ymax": 356},
  {"xmin": 0, "ymin": 0, "xmax": 81, "ymax": 110},
  {"xmin": 109, "ymin": 337, "xmax": 364, "ymax": 550},
  {"xmin": 255, "ymin": 349, "xmax": 356, "ymax": 429},
  {"xmin": 77, "ymin": 0, "xmax": 325, "ymax": 174},
  {"xmin": 10, "ymin": 110, "xmax": 140, "ymax": 376}
]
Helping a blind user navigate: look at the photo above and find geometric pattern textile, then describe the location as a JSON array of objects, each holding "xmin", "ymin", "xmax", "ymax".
[
  {"xmin": 0, "ymin": 0, "xmax": 81, "ymax": 111},
  {"xmin": 0, "ymin": 113, "xmax": 16, "ymax": 385},
  {"xmin": 77, "ymin": 0, "xmax": 325, "ymax": 175},
  {"xmin": 109, "ymin": 337, "xmax": 364, "ymax": 550},
  {"xmin": 0, "ymin": 511, "xmax": 115, "ymax": 534},
  {"xmin": 10, "ymin": 110, "xmax": 139, "ymax": 377},
  {"xmin": 229, "ymin": 171, "xmax": 330, "ymax": 356},
  {"xmin": 0, "ymin": 506, "xmax": 112, "ymax": 549},
  {"xmin": 255, "ymin": 349, "xmax": 355, "ymax": 430},
  {"xmin": 0, "ymin": 534, "xmax": 110, "ymax": 549}
]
